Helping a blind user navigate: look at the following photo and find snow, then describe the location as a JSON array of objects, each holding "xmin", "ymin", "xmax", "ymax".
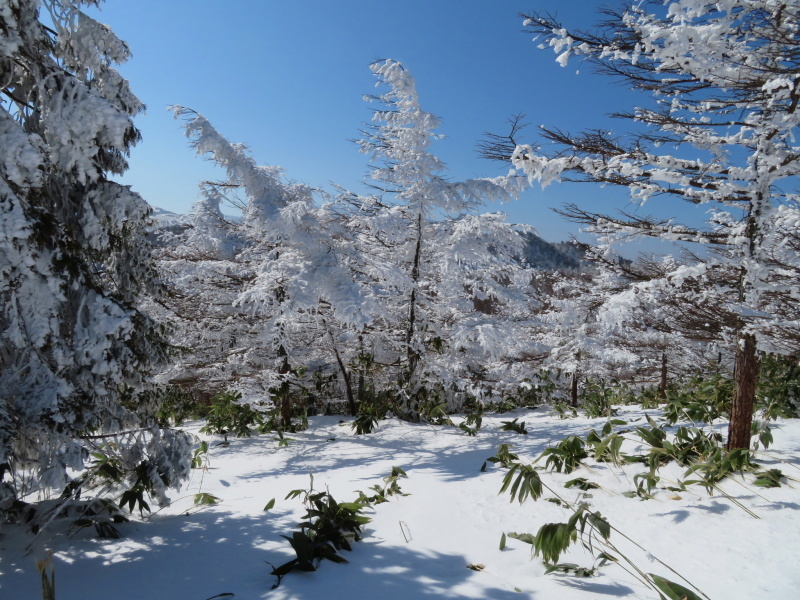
[{"xmin": 2, "ymin": 406, "xmax": 799, "ymax": 599}]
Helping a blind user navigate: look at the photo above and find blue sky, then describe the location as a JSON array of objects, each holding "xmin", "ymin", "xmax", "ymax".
[{"xmin": 87, "ymin": 0, "xmax": 682, "ymax": 246}]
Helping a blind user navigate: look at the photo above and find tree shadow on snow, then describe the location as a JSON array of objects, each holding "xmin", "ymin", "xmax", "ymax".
[
  {"xmin": 228, "ymin": 411, "xmax": 596, "ymax": 487},
  {"xmin": 268, "ymin": 537, "xmax": 529, "ymax": 600},
  {"xmin": 1, "ymin": 505, "xmax": 528, "ymax": 600},
  {"xmin": 556, "ymin": 577, "xmax": 637, "ymax": 597}
]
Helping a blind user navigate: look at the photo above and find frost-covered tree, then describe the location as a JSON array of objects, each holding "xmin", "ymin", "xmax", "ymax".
[
  {"xmin": 153, "ymin": 184, "xmax": 259, "ymax": 397},
  {"xmin": 168, "ymin": 61, "xmax": 542, "ymax": 421},
  {"xmin": 0, "ymin": 1, "xmax": 191, "ymax": 518},
  {"xmin": 357, "ymin": 59, "xmax": 536, "ymax": 414},
  {"xmin": 501, "ymin": 0, "xmax": 800, "ymax": 449},
  {"xmin": 170, "ymin": 108, "xmax": 376, "ymax": 424}
]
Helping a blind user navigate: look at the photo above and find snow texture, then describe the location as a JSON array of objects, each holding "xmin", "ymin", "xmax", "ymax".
[{"xmin": 1, "ymin": 406, "xmax": 798, "ymax": 599}]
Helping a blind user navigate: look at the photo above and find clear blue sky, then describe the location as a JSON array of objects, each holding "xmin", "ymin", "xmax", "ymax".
[{"xmin": 87, "ymin": 0, "xmax": 688, "ymax": 247}]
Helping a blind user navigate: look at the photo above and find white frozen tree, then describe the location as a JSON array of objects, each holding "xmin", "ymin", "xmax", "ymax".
[
  {"xmin": 167, "ymin": 61, "xmax": 548, "ymax": 422},
  {"xmin": 502, "ymin": 0, "xmax": 800, "ymax": 448},
  {"xmin": 356, "ymin": 59, "xmax": 537, "ymax": 415},
  {"xmin": 153, "ymin": 184, "xmax": 260, "ymax": 398},
  {"xmin": 170, "ymin": 107, "xmax": 377, "ymax": 425},
  {"xmin": 0, "ymin": 0, "xmax": 191, "ymax": 520}
]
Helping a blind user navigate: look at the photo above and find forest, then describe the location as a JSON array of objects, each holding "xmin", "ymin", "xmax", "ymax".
[{"xmin": 1, "ymin": 1, "xmax": 799, "ymax": 599}]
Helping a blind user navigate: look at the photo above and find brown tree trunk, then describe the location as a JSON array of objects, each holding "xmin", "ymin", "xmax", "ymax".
[
  {"xmin": 333, "ymin": 345, "xmax": 357, "ymax": 416},
  {"xmin": 406, "ymin": 213, "xmax": 423, "ymax": 380},
  {"xmin": 727, "ymin": 333, "xmax": 759, "ymax": 450},
  {"xmin": 570, "ymin": 371, "xmax": 579, "ymax": 408},
  {"xmin": 659, "ymin": 352, "xmax": 668, "ymax": 400},
  {"xmin": 278, "ymin": 347, "xmax": 292, "ymax": 429},
  {"xmin": 357, "ymin": 334, "xmax": 366, "ymax": 407}
]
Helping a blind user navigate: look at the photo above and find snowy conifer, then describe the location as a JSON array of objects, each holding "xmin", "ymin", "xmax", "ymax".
[
  {"xmin": 357, "ymin": 60, "xmax": 535, "ymax": 414},
  {"xmin": 171, "ymin": 108, "xmax": 376, "ymax": 424},
  {"xmin": 506, "ymin": 0, "xmax": 800, "ymax": 448},
  {"xmin": 1, "ymin": 1, "xmax": 190, "ymax": 518}
]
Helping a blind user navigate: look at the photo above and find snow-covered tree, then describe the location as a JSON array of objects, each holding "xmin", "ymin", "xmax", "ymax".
[
  {"xmin": 152, "ymin": 185, "xmax": 259, "ymax": 397},
  {"xmin": 0, "ymin": 1, "xmax": 191, "ymax": 518},
  {"xmin": 170, "ymin": 108, "xmax": 377, "ymax": 424},
  {"xmin": 356, "ymin": 59, "xmax": 536, "ymax": 414},
  {"xmin": 503, "ymin": 0, "xmax": 800, "ymax": 448}
]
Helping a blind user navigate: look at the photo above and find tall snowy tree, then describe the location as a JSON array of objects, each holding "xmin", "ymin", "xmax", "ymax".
[
  {"xmin": 357, "ymin": 59, "xmax": 536, "ymax": 415},
  {"xmin": 152, "ymin": 185, "xmax": 259, "ymax": 398},
  {"xmin": 1, "ymin": 1, "xmax": 190, "ymax": 519},
  {"xmin": 500, "ymin": 0, "xmax": 800, "ymax": 449},
  {"xmin": 170, "ymin": 107, "xmax": 377, "ymax": 424}
]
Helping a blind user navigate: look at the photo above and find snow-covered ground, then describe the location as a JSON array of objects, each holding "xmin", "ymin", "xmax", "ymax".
[{"xmin": 2, "ymin": 406, "xmax": 799, "ymax": 599}]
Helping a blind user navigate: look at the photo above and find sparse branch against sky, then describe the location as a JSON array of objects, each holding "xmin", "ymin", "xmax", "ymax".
[{"xmin": 88, "ymin": 0, "xmax": 695, "ymax": 246}]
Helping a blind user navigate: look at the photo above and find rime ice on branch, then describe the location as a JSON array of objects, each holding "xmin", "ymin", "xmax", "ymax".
[
  {"xmin": 508, "ymin": 0, "xmax": 800, "ymax": 448},
  {"xmin": 1, "ymin": 0, "xmax": 192, "ymax": 517}
]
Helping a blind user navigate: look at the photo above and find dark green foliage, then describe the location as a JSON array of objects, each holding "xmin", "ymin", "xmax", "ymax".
[
  {"xmin": 551, "ymin": 402, "xmax": 578, "ymax": 419},
  {"xmin": 527, "ymin": 371, "xmax": 789, "ymax": 503},
  {"xmin": 191, "ymin": 441, "xmax": 210, "ymax": 470},
  {"xmin": 751, "ymin": 420, "xmax": 773, "ymax": 450},
  {"xmin": 459, "ymin": 405, "xmax": 483, "ymax": 436},
  {"xmin": 270, "ymin": 469, "xmax": 408, "ymax": 589},
  {"xmin": 69, "ymin": 498, "xmax": 130, "ymax": 539},
  {"xmin": 200, "ymin": 391, "xmax": 267, "ymax": 438},
  {"xmin": 506, "ymin": 503, "xmax": 610, "ymax": 570},
  {"xmin": 499, "ymin": 463, "xmax": 543, "ymax": 504},
  {"xmin": 649, "ymin": 574, "xmax": 705, "ymax": 600},
  {"xmin": 544, "ymin": 563, "xmax": 597, "ymax": 577},
  {"xmin": 490, "ymin": 371, "xmax": 556, "ymax": 410},
  {"xmin": 499, "ymin": 417, "xmax": 528, "ymax": 434},
  {"xmin": 752, "ymin": 469, "xmax": 785, "ymax": 488},
  {"xmin": 586, "ymin": 428, "xmax": 625, "ymax": 464},
  {"xmin": 352, "ymin": 410, "xmax": 382, "ymax": 435},
  {"xmin": 485, "ymin": 443, "xmax": 519, "ymax": 469},
  {"xmin": 662, "ymin": 375, "xmax": 731, "ymax": 426},
  {"xmin": 631, "ymin": 385, "xmax": 664, "ymax": 410},
  {"xmin": 354, "ymin": 466, "xmax": 408, "ymax": 505},
  {"xmin": 527, "ymin": 371, "xmax": 558, "ymax": 405},
  {"xmin": 631, "ymin": 471, "xmax": 661, "ymax": 499},
  {"xmin": 269, "ymin": 490, "xmax": 369, "ymax": 587},
  {"xmin": 682, "ymin": 447, "xmax": 759, "ymax": 494},
  {"xmin": 564, "ymin": 478, "xmax": 599, "ymax": 491},
  {"xmin": 491, "ymin": 440, "xmax": 709, "ymax": 599},
  {"xmin": 581, "ymin": 379, "xmax": 620, "ymax": 418},
  {"xmin": 532, "ymin": 522, "xmax": 578, "ymax": 564},
  {"xmin": 193, "ymin": 493, "xmax": 221, "ymax": 506},
  {"xmin": 506, "ymin": 531, "xmax": 536, "ymax": 545},
  {"xmin": 756, "ymin": 354, "xmax": 800, "ymax": 419},
  {"xmin": 351, "ymin": 392, "xmax": 393, "ymax": 434},
  {"xmin": 635, "ymin": 425, "xmax": 724, "ymax": 469},
  {"xmin": 539, "ymin": 436, "xmax": 588, "ymax": 473},
  {"xmin": 416, "ymin": 393, "xmax": 454, "ymax": 425},
  {"xmin": 154, "ymin": 386, "xmax": 210, "ymax": 426}
]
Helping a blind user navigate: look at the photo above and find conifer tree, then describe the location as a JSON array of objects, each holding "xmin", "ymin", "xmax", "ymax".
[
  {"xmin": 357, "ymin": 59, "xmax": 534, "ymax": 415},
  {"xmin": 1, "ymin": 1, "xmax": 190, "ymax": 517},
  {"xmin": 499, "ymin": 0, "xmax": 800, "ymax": 448}
]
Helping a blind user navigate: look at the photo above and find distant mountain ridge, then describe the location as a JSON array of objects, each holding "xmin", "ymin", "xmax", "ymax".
[
  {"xmin": 149, "ymin": 206, "xmax": 183, "ymax": 224},
  {"xmin": 149, "ymin": 206, "xmax": 584, "ymax": 272}
]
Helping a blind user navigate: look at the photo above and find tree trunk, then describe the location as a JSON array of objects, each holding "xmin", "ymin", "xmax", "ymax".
[
  {"xmin": 333, "ymin": 346, "xmax": 357, "ymax": 416},
  {"xmin": 406, "ymin": 213, "xmax": 423, "ymax": 380},
  {"xmin": 357, "ymin": 334, "xmax": 366, "ymax": 407},
  {"xmin": 727, "ymin": 333, "xmax": 759, "ymax": 450},
  {"xmin": 659, "ymin": 352, "xmax": 668, "ymax": 400},
  {"xmin": 570, "ymin": 371, "xmax": 579, "ymax": 408},
  {"xmin": 278, "ymin": 347, "xmax": 292, "ymax": 429}
]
